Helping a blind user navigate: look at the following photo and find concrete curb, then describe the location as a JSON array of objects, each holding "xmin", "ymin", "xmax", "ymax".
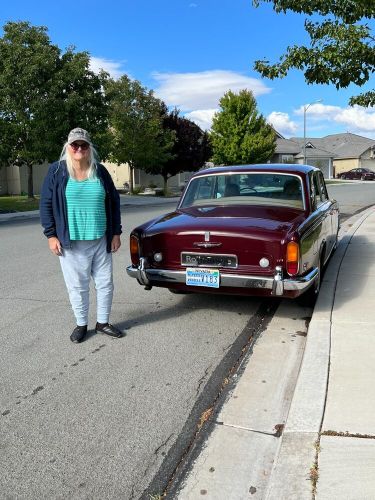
[
  {"xmin": 0, "ymin": 210, "xmax": 40, "ymax": 222},
  {"xmin": 264, "ymin": 206, "xmax": 375, "ymax": 500}
]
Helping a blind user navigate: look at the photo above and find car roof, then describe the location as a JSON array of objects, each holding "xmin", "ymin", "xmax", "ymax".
[{"xmin": 193, "ymin": 163, "xmax": 318, "ymax": 178}]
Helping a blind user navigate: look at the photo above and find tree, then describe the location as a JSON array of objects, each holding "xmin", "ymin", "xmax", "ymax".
[
  {"xmin": 144, "ymin": 108, "xmax": 211, "ymax": 192},
  {"xmin": 253, "ymin": 1, "xmax": 375, "ymax": 106},
  {"xmin": 0, "ymin": 120, "xmax": 17, "ymax": 167},
  {"xmin": 210, "ymin": 89, "xmax": 276, "ymax": 165},
  {"xmin": 0, "ymin": 21, "xmax": 108, "ymax": 198},
  {"xmin": 106, "ymin": 75, "xmax": 175, "ymax": 193}
]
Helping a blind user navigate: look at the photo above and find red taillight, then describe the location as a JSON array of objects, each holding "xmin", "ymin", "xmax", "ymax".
[
  {"xmin": 130, "ymin": 235, "xmax": 140, "ymax": 266},
  {"xmin": 286, "ymin": 241, "xmax": 299, "ymax": 276}
]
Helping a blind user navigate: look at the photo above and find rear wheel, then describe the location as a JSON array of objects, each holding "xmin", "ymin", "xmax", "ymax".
[{"xmin": 298, "ymin": 256, "xmax": 322, "ymax": 307}]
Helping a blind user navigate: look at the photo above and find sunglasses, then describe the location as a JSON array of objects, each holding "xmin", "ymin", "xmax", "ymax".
[{"xmin": 70, "ymin": 142, "xmax": 90, "ymax": 151}]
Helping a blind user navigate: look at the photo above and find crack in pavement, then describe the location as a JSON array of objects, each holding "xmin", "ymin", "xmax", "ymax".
[
  {"xmin": 1, "ymin": 343, "xmax": 107, "ymax": 418},
  {"xmin": 195, "ymin": 366, "xmax": 211, "ymax": 397},
  {"xmin": 143, "ymin": 299, "xmax": 280, "ymax": 499}
]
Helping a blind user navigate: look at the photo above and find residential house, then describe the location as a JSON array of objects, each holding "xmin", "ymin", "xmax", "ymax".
[
  {"xmin": 0, "ymin": 163, "xmax": 49, "ymax": 196},
  {"xmin": 3, "ymin": 132, "xmax": 375, "ymax": 195},
  {"xmin": 272, "ymin": 132, "xmax": 375, "ymax": 178},
  {"xmin": 104, "ymin": 162, "xmax": 193, "ymax": 193},
  {"xmin": 0, "ymin": 159, "xmax": 191, "ymax": 195}
]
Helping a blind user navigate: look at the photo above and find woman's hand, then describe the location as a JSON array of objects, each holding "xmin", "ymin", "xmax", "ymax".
[
  {"xmin": 111, "ymin": 235, "xmax": 121, "ymax": 253},
  {"xmin": 48, "ymin": 237, "xmax": 62, "ymax": 256}
]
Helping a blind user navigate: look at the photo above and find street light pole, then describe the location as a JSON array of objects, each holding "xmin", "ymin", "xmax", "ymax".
[{"xmin": 303, "ymin": 99, "xmax": 322, "ymax": 165}]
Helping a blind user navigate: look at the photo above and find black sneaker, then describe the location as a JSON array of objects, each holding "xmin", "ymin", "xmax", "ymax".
[
  {"xmin": 95, "ymin": 323, "xmax": 123, "ymax": 338},
  {"xmin": 70, "ymin": 325, "xmax": 87, "ymax": 343}
]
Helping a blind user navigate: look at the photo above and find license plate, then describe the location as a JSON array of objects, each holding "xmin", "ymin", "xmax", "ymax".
[
  {"xmin": 181, "ymin": 252, "xmax": 237, "ymax": 268},
  {"xmin": 186, "ymin": 268, "xmax": 220, "ymax": 288}
]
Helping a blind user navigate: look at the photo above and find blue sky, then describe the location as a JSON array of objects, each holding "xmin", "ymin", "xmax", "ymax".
[{"xmin": 1, "ymin": 0, "xmax": 374, "ymax": 138}]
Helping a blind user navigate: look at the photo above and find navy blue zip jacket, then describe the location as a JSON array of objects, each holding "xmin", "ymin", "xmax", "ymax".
[{"xmin": 40, "ymin": 160, "xmax": 122, "ymax": 253}]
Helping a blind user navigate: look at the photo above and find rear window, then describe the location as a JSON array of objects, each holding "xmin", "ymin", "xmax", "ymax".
[{"xmin": 180, "ymin": 173, "xmax": 304, "ymax": 210}]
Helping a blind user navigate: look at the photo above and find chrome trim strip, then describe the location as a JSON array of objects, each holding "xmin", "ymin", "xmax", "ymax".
[
  {"xmin": 193, "ymin": 242, "xmax": 222, "ymax": 248},
  {"xmin": 126, "ymin": 264, "xmax": 319, "ymax": 295}
]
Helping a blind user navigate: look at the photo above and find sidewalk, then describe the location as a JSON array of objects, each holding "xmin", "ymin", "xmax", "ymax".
[
  {"xmin": 0, "ymin": 194, "xmax": 180, "ymax": 222},
  {"xmin": 265, "ymin": 205, "xmax": 375, "ymax": 499},
  {"xmin": 176, "ymin": 205, "xmax": 375, "ymax": 499}
]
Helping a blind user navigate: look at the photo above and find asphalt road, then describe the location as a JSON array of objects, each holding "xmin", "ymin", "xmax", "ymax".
[
  {"xmin": 1, "ymin": 182, "xmax": 375, "ymax": 499},
  {"xmin": 0, "ymin": 206, "xmax": 277, "ymax": 499},
  {"xmin": 327, "ymin": 180, "xmax": 375, "ymax": 221}
]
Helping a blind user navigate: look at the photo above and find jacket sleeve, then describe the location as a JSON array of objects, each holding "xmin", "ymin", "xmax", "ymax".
[
  {"xmin": 102, "ymin": 165, "xmax": 122, "ymax": 235},
  {"xmin": 111, "ymin": 177, "xmax": 122, "ymax": 235},
  {"xmin": 40, "ymin": 165, "xmax": 57, "ymax": 238}
]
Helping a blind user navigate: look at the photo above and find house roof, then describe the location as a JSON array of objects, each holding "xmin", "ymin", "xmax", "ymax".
[
  {"xmin": 294, "ymin": 146, "xmax": 335, "ymax": 159},
  {"xmin": 319, "ymin": 133, "xmax": 375, "ymax": 159},
  {"xmin": 277, "ymin": 137, "xmax": 333, "ymax": 158},
  {"xmin": 288, "ymin": 132, "xmax": 375, "ymax": 159},
  {"xmin": 275, "ymin": 138, "xmax": 300, "ymax": 154}
]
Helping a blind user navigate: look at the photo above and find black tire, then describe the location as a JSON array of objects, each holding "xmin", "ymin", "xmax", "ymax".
[{"xmin": 298, "ymin": 257, "xmax": 322, "ymax": 307}]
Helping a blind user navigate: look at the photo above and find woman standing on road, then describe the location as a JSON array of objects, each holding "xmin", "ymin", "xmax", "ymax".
[{"xmin": 40, "ymin": 127, "xmax": 123, "ymax": 344}]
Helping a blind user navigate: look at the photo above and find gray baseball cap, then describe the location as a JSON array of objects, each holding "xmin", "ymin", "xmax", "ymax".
[{"xmin": 67, "ymin": 127, "xmax": 92, "ymax": 145}]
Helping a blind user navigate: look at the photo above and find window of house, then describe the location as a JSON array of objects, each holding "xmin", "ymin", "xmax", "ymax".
[{"xmin": 281, "ymin": 154, "xmax": 295, "ymax": 163}]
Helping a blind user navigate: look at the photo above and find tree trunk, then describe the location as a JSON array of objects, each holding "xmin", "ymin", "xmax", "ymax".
[
  {"xmin": 129, "ymin": 165, "xmax": 134, "ymax": 194},
  {"xmin": 163, "ymin": 176, "xmax": 168, "ymax": 195},
  {"xmin": 27, "ymin": 163, "xmax": 35, "ymax": 199}
]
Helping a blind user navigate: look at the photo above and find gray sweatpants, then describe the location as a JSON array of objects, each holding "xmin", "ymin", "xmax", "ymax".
[{"xmin": 59, "ymin": 236, "xmax": 113, "ymax": 326}]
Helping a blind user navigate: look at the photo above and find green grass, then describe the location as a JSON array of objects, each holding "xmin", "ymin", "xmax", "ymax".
[{"xmin": 0, "ymin": 195, "xmax": 40, "ymax": 212}]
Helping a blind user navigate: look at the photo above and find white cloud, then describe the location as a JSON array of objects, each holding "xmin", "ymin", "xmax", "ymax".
[
  {"xmin": 267, "ymin": 111, "xmax": 297, "ymax": 135},
  {"xmin": 189, "ymin": 3, "xmax": 198, "ymax": 7},
  {"xmin": 90, "ymin": 56, "xmax": 125, "ymax": 79},
  {"xmin": 294, "ymin": 103, "xmax": 375, "ymax": 137},
  {"xmin": 152, "ymin": 70, "xmax": 271, "ymax": 110},
  {"xmin": 294, "ymin": 103, "xmax": 341, "ymax": 119},
  {"xmin": 335, "ymin": 106, "xmax": 375, "ymax": 132},
  {"xmin": 184, "ymin": 109, "xmax": 218, "ymax": 130}
]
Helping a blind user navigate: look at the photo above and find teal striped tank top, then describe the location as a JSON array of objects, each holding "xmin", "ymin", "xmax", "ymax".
[{"xmin": 66, "ymin": 177, "xmax": 107, "ymax": 240}]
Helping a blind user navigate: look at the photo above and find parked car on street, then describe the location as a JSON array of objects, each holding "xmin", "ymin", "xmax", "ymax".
[
  {"xmin": 337, "ymin": 168, "xmax": 375, "ymax": 180},
  {"xmin": 127, "ymin": 164, "xmax": 339, "ymax": 300}
]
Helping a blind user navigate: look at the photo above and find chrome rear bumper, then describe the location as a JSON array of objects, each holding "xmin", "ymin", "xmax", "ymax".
[{"xmin": 126, "ymin": 258, "xmax": 319, "ymax": 296}]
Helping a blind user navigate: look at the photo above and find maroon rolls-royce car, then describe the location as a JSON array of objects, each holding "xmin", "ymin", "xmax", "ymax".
[{"xmin": 126, "ymin": 164, "xmax": 339, "ymax": 299}]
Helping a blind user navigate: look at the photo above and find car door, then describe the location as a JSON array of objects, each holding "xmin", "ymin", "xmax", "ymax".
[
  {"xmin": 300, "ymin": 172, "xmax": 326, "ymax": 273},
  {"xmin": 311, "ymin": 171, "xmax": 333, "ymax": 262},
  {"xmin": 316, "ymin": 170, "xmax": 338, "ymax": 257}
]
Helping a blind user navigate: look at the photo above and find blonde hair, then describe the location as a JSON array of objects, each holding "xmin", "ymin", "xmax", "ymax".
[{"xmin": 59, "ymin": 142, "xmax": 99, "ymax": 179}]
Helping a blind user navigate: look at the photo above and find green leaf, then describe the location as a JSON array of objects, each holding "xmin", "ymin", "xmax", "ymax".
[
  {"xmin": 210, "ymin": 90, "xmax": 276, "ymax": 165},
  {"xmin": 0, "ymin": 21, "xmax": 108, "ymax": 196},
  {"xmin": 252, "ymin": 1, "xmax": 375, "ymax": 107}
]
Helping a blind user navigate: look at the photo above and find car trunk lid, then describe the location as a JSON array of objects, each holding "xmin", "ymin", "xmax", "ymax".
[{"xmin": 141, "ymin": 206, "xmax": 305, "ymax": 273}]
